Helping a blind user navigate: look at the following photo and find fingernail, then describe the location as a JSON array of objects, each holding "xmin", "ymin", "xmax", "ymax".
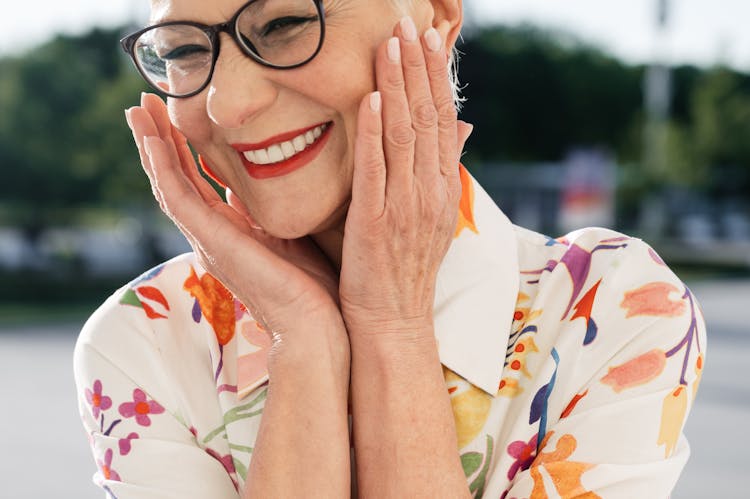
[
  {"xmin": 370, "ymin": 91, "xmax": 382, "ymax": 112},
  {"xmin": 400, "ymin": 16, "xmax": 418, "ymax": 42},
  {"xmin": 140, "ymin": 92, "xmax": 148, "ymax": 106},
  {"xmin": 387, "ymin": 37, "xmax": 401, "ymax": 62},
  {"xmin": 424, "ymin": 27, "xmax": 442, "ymax": 52},
  {"xmin": 124, "ymin": 109, "xmax": 133, "ymax": 128}
]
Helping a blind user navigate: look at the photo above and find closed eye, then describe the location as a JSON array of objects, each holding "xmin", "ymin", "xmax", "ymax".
[
  {"xmin": 260, "ymin": 16, "xmax": 317, "ymax": 37},
  {"xmin": 162, "ymin": 44, "xmax": 211, "ymax": 60}
]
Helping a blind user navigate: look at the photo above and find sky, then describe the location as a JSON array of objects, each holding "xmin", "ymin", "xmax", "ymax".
[{"xmin": 3, "ymin": 0, "xmax": 750, "ymax": 70}]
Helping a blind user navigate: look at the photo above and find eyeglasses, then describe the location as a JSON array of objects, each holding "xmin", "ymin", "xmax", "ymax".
[{"xmin": 120, "ymin": 0, "xmax": 326, "ymax": 99}]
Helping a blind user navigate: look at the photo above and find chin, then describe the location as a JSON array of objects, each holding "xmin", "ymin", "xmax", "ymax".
[{"xmin": 256, "ymin": 200, "xmax": 349, "ymax": 240}]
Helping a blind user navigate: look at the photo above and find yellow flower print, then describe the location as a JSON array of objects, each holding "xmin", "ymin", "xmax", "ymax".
[
  {"xmin": 444, "ymin": 367, "xmax": 492, "ymax": 449},
  {"xmin": 658, "ymin": 385, "xmax": 688, "ymax": 458}
]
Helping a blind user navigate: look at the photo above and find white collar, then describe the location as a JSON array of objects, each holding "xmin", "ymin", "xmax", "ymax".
[
  {"xmin": 433, "ymin": 167, "xmax": 519, "ymax": 395},
  {"xmin": 236, "ymin": 168, "xmax": 519, "ymax": 399}
]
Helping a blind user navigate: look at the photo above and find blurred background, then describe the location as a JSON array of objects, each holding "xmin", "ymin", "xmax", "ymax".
[{"xmin": 0, "ymin": 0, "xmax": 747, "ymax": 497}]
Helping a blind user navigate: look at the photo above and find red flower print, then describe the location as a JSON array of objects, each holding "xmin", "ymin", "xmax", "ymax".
[
  {"xmin": 506, "ymin": 433, "xmax": 538, "ymax": 481},
  {"xmin": 118, "ymin": 389, "xmax": 165, "ymax": 427},
  {"xmin": 96, "ymin": 448, "xmax": 121, "ymax": 482},
  {"xmin": 85, "ymin": 380, "xmax": 112, "ymax": 419}
]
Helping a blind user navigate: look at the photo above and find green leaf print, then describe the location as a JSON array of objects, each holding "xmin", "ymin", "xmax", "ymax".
[
  {"xmin": 119, "ymin": 288, "xmax": 142, "ymax": 308},
  {"xmin": 233, "ymin": 457, "xmax": 248, "ymax": 482},
  {"xmin": 461, "ymin": 452, "xmax": 483, "ymax": 478},
  {"xmin": 468, "ymin": 435, "xmax": 493, "ymax": 498},
  {"xmin": 203, "ymin": 388, "xmax": 268, "ymax": 445}
]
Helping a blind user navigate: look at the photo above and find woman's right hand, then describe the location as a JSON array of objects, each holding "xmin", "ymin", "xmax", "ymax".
[{"xmin": 125, "ymin": 93, "xmax": 348, "ymax": 363}]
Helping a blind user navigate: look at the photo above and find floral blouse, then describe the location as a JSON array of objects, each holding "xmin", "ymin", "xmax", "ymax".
[{"xmin": 74, "ymin": 167, "xmax": 706, "ymax": 498}]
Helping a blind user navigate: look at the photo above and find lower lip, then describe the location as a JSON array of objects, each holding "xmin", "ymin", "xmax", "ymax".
[{"xmin": 238, "ymin": 123, "xmax": 333, "ymax": 180}]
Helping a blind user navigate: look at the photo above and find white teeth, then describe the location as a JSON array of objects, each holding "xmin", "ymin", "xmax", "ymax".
[
  {"xmin": 267, "ymin": 144, "xmax": 285, "ymax": 163},
  {"xmin": 242, "ymin": 123, "xmax": 328, "ymax": 165},
  {"xmin": 280, "ymin": 141, "xmax": 296, "ymax": 159},
  {"xmin": 255, "ymin": 149, "xmax": 270, "ymax": 165},
  {"xmin": 292, "ymin": 135, "xmax": 306, "ymax": 152}
]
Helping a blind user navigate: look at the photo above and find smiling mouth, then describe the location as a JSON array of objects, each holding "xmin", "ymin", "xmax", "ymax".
[
  {"xmin": 235, "ymin": 122, "xmax": 332, "ymax": 166},
  {"xmin": 232, "ymin": 121, "xmax": 334, "ymax": 180}
]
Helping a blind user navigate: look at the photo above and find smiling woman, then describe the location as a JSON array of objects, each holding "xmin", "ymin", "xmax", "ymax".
[{"xmin": 72, "ymin": 0, "xmax": 706, "ymax": 497}]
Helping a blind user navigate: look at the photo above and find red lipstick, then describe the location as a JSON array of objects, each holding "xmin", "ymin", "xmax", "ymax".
[{"xmin": 232, "ymin": 122, "xmax": 333, "ymax": 180}]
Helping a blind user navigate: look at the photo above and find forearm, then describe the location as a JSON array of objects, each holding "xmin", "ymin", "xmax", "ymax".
[
  {"xmin": 349, "ymin": 330, "xmax": 470, "ymax": 498},
  {"xmin": 243, "ymin": 323, "xmax": 351, "ymax": 498}
]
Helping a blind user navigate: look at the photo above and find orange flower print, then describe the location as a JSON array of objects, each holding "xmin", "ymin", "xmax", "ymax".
[
  {"xmin": 600, "ymin": 349, "xmax": 667, "ymax": 393},
  {"xmin": 497, "ymin": 377, "xmax": 522, "ymax": 397},
  {"xmin": 692, "ymin": 353, "xmax": 704, "ymax": 402},
  {"xmin": 530, "ymin": 431, "xmax": 600, "ymax": 499},
  {"xmin": 454, "ymin": 164, "xmax": 479, "ymax": 238},
  {"xmin": 621, "ymin": 282, "xmax": 686, "ymax": 318},
  {"xmin": 184, "ymin": 267, "xmax": 236, "ymax": 345},
  {"xmin": 658, "ymin": 384, "xmax": 689, "ymax": 457}
]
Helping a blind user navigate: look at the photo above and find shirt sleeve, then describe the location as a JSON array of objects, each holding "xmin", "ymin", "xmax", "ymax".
[
  {"xmin": 73, "ymin": 293, "xmax": 240, "ymax": 499},
  {"xmin": 500, "ymin": 239, "xmax": 707, "ymax": 498}
]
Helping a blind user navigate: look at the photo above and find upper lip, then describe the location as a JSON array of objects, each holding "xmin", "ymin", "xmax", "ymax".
[{"xmin": 230, "ymin": 121, "xmax": 331, "ymax": 152}]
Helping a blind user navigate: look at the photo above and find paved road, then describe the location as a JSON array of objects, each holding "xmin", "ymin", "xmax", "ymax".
[{"xmin": 1, "ymin": 279, "xmax": 747, "ymax": 498}]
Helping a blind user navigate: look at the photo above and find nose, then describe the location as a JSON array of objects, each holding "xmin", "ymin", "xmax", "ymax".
[{"xmin": 206, "ymin": 36, "xmax": 279, "ymax": 129}]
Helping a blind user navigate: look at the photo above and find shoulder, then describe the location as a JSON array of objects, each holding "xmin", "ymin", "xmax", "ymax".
[
  {"xmin": 73, "ymin": 253, "xmax": 209, "ymax": 405},
  {"xmin": 511, "ymin": 225, "xmax": 705, "ymax": 359}
]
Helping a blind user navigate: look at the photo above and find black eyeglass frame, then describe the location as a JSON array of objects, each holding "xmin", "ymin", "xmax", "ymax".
[{"xmin": 120, "ymin": 0, "xmax": 326, "ymax": 98}]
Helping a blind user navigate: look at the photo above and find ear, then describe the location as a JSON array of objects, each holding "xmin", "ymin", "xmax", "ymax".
[{"xmin": 426, "ymin": 0, "xmax": 463, "ymax": 53}]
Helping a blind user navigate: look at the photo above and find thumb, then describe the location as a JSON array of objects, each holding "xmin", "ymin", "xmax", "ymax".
[{"xmin": 226, "ymin": 188, "xmax": 263, "ymax": 231}]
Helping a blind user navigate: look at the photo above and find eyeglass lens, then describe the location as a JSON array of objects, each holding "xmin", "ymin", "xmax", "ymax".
[{"xmin": 133, "ymin": 0, "xmax": 322, "ymax": 97}]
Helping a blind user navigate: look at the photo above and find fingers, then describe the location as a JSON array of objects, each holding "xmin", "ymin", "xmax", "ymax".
[
  {"xmin": 421, "ymin": 28, "xmax": 459, "ymax": 180},
  {"xmin": 375, "ymin": 36, "xmax": 414, "ymax": 199},
  {"xmin": 395, "ymin": 17, "xmax": 440, "ymax": 182},
  {"xmin": 352, "ymin": 92, "xmax": 386, "ymax": 217}
]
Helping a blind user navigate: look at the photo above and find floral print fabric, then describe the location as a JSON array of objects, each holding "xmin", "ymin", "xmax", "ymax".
[{"xmin": 74, "ymin": 170, "xmax": 706, "ymax": 498}]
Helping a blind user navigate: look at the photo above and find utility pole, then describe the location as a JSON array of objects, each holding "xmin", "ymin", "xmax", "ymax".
[{"xmin": 640, "ymin": 0, "xmax": 673, "ymax": 236}]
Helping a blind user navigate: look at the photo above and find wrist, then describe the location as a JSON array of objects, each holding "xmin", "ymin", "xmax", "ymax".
[
  {"xmin": 267, "ymin": 314, "xmax": 351, "ymax": 379},
  {"xmin": 348, "ymin": 322, "xmax": 439, "ymax": 367}
]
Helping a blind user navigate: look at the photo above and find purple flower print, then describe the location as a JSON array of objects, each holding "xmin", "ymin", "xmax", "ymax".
[
  {"xmin": 85, "ymin": 380, "xmax": 112, "ymax": 419},
  {"xmin": 118, "ymin": 432, "xmax": 139, "ymax": 456},
  {"xmin": 506, "ymin": 433, "xmax": 538, "ymax": 481},
  {"xmin": 118, "ymin": 389, "xmax": 164, "ymax": 426},
  {"xmin": 96, "ymin": 449, "xmax": 121, "ymax": 482}
]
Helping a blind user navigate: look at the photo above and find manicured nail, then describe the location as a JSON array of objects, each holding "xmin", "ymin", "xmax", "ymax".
[
  {"xmin": 124, "ymin": 108, "xmax": 133, "ymax": 128},
  {"xmin": 387, "ymin": 37, "xmax": 401, "ymax": 62},
  {"xmin": 140, "ymin": 92, "xmax": 147, "ymax": 105},
  {"xmin": 400, "ymin": 16, "xmax": 418, "ymax": 42},
  {"xmin": 370, "ymin": 91, "xmax": 382, "ymax": 112},
  {"xmin": 424, "ymin": 27, "xmax": 442, "ymax": 52}
]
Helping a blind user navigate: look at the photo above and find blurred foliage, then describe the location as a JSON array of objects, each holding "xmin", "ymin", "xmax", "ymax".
[
  {"xmin": 0, "ymin": 27, "xmax": 148, "ymax": 228},
  {"xmin": 1, "ymin": 24, "xmax": 749, "ymax": 230}
]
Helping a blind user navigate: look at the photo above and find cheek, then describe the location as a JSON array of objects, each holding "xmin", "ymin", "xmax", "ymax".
[{"xmin": 167, "ymin": 98, "xmax": 213, "ymax": 144}]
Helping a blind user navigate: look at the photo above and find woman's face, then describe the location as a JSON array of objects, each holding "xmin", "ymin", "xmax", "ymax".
[{"xmin": 151, "ymin": 0, "xmax": 427, "ymax": 239}]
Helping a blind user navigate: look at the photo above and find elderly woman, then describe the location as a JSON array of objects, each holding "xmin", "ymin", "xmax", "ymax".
[{"xmin": 74, "ymin": 0, "xmax": 706, "ymax": 497}]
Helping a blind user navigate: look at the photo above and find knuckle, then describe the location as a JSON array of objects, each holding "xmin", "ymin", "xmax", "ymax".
[
  {"xmin": 384, "ymin": 70, "xmax": 405, "ymax": 91},
  {"xmin": 385, "ymin": 122, "xmax": 416, "ymax": 148},
  {"xmin": 412, "ymin": 101, "xmax": 438, "ymax": 129},
  {"xmin": 427, "ymin": 61, "xmax": 450, "ymax": 82},
  {"xmin": 436, "ymin": 99, "xmax": 458, "ymax": 124},
  {"xmin": 403, "ymin": 53, "xmax": 425, "ymax": 71}
]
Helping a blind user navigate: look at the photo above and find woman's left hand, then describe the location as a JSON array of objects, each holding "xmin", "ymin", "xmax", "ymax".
[{"xmin": 339, "ymin": 21, "xmax": 473, "ymax": 341}]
